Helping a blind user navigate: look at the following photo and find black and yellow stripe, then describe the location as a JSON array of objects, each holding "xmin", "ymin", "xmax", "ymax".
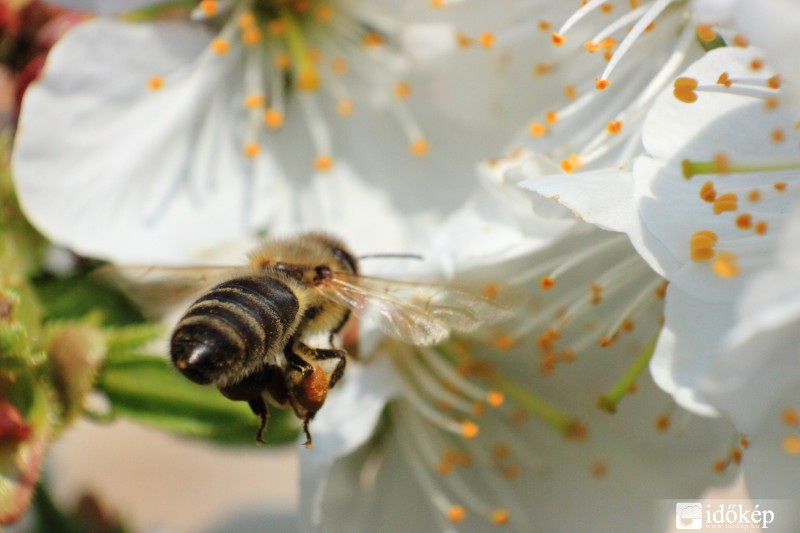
[{"xmin": 170, "ymin": 276, "xmax": 299, "ymax": 386}]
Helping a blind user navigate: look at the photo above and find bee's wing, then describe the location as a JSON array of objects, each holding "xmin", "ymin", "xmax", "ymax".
[
  {"xmin": 94, "ymin": 264, "xmax": 238, "ymax": 318},
  {"xmin": 322, "ymin": 272, "xmax": 509, "ymax": 346}
]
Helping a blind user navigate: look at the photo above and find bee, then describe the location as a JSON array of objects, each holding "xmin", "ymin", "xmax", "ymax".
[{"xmin": 109, "ymin": 232, "xmax": 504, "ymax": 446}]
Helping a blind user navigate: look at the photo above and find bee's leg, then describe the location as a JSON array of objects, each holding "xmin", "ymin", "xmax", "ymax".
[
  {"xmin": 295, "ymin": 342, "xmax": 347, "ymax": 389},
  {"xmin": 328, "ymin": 310, "xmax": 352, "ymax": 346},
  {"xmin": 302, "ymin": 415, "xmax": 314, "ymax": 448},
  {"xmin": 284, "ymin": 345, "xmax": 314, "ymax": 377},
  {"xmin": 247, "ymin": 396, "xmax": 270, "ymax": 444}
]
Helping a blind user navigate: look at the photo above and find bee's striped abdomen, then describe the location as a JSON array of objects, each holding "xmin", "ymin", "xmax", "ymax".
[{"xmin": 170, "ymin": 276, "xmax": 299, "ymax": 386}]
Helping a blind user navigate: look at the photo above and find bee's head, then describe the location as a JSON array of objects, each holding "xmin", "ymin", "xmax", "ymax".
[
  {"xmin": 249, "ymin": 232, "xmax": 358, "ymax": 275},
  {"xmin": 304, "ymin": 232, "xmax": 359, "ymax": 275}
]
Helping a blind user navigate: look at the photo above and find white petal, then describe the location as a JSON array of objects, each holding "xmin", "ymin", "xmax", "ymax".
[
  {"xmin": 13, "ymin": 19, "xmax": 287, "ymax": 262},
  {"xmin": 300, "ymin": 357, "xmax": 399, "ymax": 531},
  {"xmin": 691, "ymin": 0, "xmax": 737, "ymax": 25},
  {"xmin": 738, "ymin": 386, "xmax": 800, "ymax": 530},
  {"xmin": 518, "ymin": 168, "xmax": 638, "ymax": 234},
  {"xmin": 701, "ymin": 198, "xmax": 800, "ymax": 433},
  {"xmin": 735, "ymin": 0, "xmax": 800, "ymax": 110},
  {"xmin": 642, "ymin": 47, "xmax": 779, "ymax": 160},
  {"xmin": 649, "ymin": 285, "xmax": 726, "ymax": 417}
]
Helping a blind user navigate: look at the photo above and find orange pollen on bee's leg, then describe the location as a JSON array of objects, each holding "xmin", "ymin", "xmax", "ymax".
[
  {"xmin": 689, "ymin": 230, "xmax": 718, "ymax": 261},
  {"xmin": 712, "ymin": 252, "xmax": 739, "ymax": 278},
  {"xmin": 303, "ymin": 366, "xmax": 329, "ymax": 408}
]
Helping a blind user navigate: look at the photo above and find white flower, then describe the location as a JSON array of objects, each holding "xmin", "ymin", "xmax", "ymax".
[
  {"xmin": 520, "ymin": 45, "xmax": 800, "ymax": 424},
  {"xmin": 300, "ymin": 202, "xmax": 737, "ymax": 532},
  {"xmin": 11, "ymin": 0, "xmax": 524, "ymax": 262},
  {"xmin": 485, "ymin": 0, "xmax": 744, "ymax": 183}
]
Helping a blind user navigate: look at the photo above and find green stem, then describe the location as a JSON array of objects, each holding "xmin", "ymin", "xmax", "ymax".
[
  {"xmin": 682, "ymin": 158, "xmax": 800, "ymax": 179},
  {"xmin": 597, "ymin": 333, "xmax": 658, "ymax": 413},
  {"xmin": 492, "ymin": 371, "xmax": 585, "ymax": 438},
  {"xmin": 279, "ymin": 7, "xmax": 319, "ymax": 91}
]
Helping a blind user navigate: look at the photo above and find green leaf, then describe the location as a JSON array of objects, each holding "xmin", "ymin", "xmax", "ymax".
[
  {"xmin": 96, "ymin": 356, "xmax": 299, "ymax": 446},
  {"xmin": 33, "ymin": 275, "xmax": 145, "ymax": 326}
]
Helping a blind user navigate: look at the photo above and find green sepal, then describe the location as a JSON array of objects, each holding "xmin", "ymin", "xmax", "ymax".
[{"xmin": 95, "ymin": 355, "xmax": 299, "ymax": 446}]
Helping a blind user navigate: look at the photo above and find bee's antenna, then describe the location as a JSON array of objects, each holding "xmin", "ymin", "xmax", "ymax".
[{"xmin": 358, "ymin": 253, "xmax": 424, "ymax": 261}]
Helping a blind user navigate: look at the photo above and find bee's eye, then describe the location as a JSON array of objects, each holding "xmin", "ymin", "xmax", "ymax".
[{"xmin": 331, "ymin": 247, "xmax": 358, "ymax": 273}]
